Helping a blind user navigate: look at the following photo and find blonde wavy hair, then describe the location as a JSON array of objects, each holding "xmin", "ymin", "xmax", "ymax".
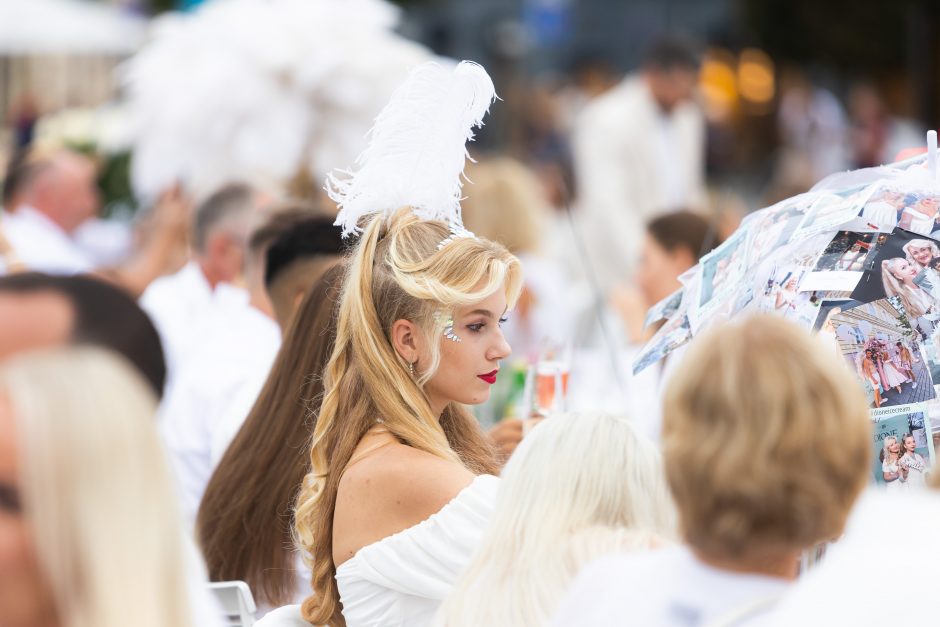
[
  {"xmin": 882, "ymin": 258, "xmax": 930, "ymax": 319},
  {"xmin": 437, "ymin": 412, "xmax": 676, "ymax": 626},
  {"xmin": 903, "ymin": 238, "xmax": 940, "ymax": 269},
  {"xmin": 0, "ymin": 347, "xmax": 194, "ymax": 627},
  {"xmin": 294, "ymin": 208, "xmax": 523, "ymax": 626},
  {"xmin": 663, "ymin": 315, "xmax": 871, "ymax": 563}
]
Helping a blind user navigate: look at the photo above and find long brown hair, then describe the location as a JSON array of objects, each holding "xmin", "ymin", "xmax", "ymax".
[
  {"xmin": 196, "ymin": 263, "xmax": 344, "ymax": 607},
  {"xmin": 294, "ymin": 210, "xmax": 523, "ymax": 626}
]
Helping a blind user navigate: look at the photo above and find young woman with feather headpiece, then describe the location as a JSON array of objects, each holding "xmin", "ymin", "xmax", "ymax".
[{"xmin": 287, "ymin": 61, "xmax": 524, "ymax": 627}]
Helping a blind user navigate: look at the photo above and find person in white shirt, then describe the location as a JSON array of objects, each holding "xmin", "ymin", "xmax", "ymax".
[
  {"xmin": 140, "ymin": 183, "xmax": 259, "ymax": 384},
  {"xmin": 0, "ymin": 347, "xmax": 225, "ymax": 627},
  {"xmin": 572, "ymin": 36, "xmax": 706, "ymax": 294},
  {"xmin": 2, "ymin": 147, "xmax": 192, "ymax": 296},
  {"xmin": 552, "ymin": 315, "xmax": 872, "ymax": 626},
  {"xmin": 1, "ymin": 149, "xmax": 99, "ymax": 275},
  {"xmin": 159, "ymin": 206, "xmax": 295, "ymax": 524},
  {"xmin": 209, "ymin": 211, "xmax": 346, "ymax": 464},
  {"xmin": 199, "ymin": 264, "xmax": 345, "ymax": 617}
]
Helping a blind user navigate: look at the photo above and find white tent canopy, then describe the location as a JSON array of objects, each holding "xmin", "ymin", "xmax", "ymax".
[{"xmin": 0, "ymin": 0, "xmax": 148, "ymax": 55}]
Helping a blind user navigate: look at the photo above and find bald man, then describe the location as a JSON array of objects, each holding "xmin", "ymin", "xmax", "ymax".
[{"xmin": 1, "ymin": 150, "xmax": 100, "ymax": 274}]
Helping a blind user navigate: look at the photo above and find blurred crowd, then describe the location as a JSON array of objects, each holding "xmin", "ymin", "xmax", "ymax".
[{"xmin": 1, "ymin": 12, "xmax": 939, "ymax": 627}]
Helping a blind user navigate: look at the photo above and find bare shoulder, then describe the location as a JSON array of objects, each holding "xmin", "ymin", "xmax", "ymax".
[{"xmin": 333, "ymin": 441, "xmax": 475, "ymax": 566}]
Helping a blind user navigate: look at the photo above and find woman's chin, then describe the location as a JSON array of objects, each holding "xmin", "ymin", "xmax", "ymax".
[{"xmin": 460, "ymin": 389, "xmax": 491, "ymax": 406}]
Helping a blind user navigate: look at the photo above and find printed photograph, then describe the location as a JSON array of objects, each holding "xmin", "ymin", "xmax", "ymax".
[
  {"xmin": 644, "ymin": 288, "xmax": 683, "ymax": 330},
  {"xmin": 828, "ymin": 299, "xmax": 936, "ymax": 409},
  {"xmin": 851, "ymin": 228, "xmax": 940, "ymax": 340},
  {"xmin": 813, "ymin": 231, "xmax": 883, "ymax": 272},
  {"xmin": 800, "ymin": 231, "xmax": 887, "ymax": 292},
  {"xmin": 699, "ymin": 228, "xmax": 747, "ymax": 309},
  {"xmin": 857, "ymin": 186, "xmax": 940, "ymax": 237},
  {"xmin": 757, "ymin": 266, "xmax": 821, "ymax": 328},
  {"xmin": 871, "ymin": 406, "xmax": 932, "ymax": 489},
  {"xmin": 632, "ymin": 313, "xmax": 691, "ymax": 375},
  {"xmin": 858, "ymin": 186, "xmax": 907, "ymax": 230}
]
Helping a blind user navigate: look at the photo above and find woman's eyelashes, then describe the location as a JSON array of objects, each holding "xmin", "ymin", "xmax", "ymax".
[
  {"xmin": 467, "ymin": 317, "xmax": 509, "ymax": 333},
  {"xmin": 0, "ymin": 483, "xmax": 21, "ymax": 514}
]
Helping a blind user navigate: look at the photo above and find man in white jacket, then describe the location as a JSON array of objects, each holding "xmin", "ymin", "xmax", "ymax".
[{"xmin": 573, "ymin": 36, "xmax": 707, "ymax": 294}]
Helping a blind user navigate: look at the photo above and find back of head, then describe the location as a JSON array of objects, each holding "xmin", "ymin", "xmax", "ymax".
[
  {"xmin": 197, "ymin": 263, "xmax": 345, "ymax": 608},
  {"xmin": 642, "ymin": 34, "xmax": 702, "ymax": 73},
  {"xmin": 647, "ymin": 210, "xmax": 720, "ymax": 262},
  {"xmin": 0, "ymin": 273, "xmax": 166, "ymax": 398},
  {"xmin": 2, "ymin": 148, "xmax": 48, "ymax": 209},
  {"xmin": 460, "ymin": 157, "xmax": 547, "ymax": 255},
  {"xmin": 0, "ymin": 347, "xmax": 192, "ymax": 627},
  {"xmin": 193, "ymin": 182, "xmax": 256, "ymax": 254},
  {"xmin": 295, "ymin": 209, "xmax": 523, "ymax": 625},
  {"xmin": 662, "ymin": 315, "xmax": 871, "ymax": 562},
  {"xmin": 262, "ymin": 208, "xmax": 346, "ymax": 328},
  {"xmin": 641, "ymin": 35, "xmax": 701, "ymax": 112},
  {"xmin": 440, "ymin": 411, "xmax": 675, "ymax": 625}
]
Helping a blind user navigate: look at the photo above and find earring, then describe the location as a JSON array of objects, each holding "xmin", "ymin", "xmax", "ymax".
[{"xmin": 409, "ymin": 361, "xmax": 415, "ymax": 377}]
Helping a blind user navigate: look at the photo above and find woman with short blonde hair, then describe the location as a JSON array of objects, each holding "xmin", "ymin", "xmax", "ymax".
[
  {"xmin": 437, "ymin": 411, "xmax": 675, "ymax": 626},
  {"xmin": 552, "ymin": 316, "xmax": 871, "ymax": 626},
  {"xmin": 0, "ymin": 347, "xmax": 216, "ymax": 627}
]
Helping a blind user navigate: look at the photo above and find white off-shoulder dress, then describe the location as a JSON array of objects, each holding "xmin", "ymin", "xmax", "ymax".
[{"xmin": 335, "ymin": 473, "xmax": 499, "ymax": 627}]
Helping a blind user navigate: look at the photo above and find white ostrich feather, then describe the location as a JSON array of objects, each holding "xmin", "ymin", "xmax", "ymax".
[
  {"xmin": 328, "ymin": 60, "xmax": 496, "ymax": 237},
  {"xmin": 120, "ymin": 0, "xmax": 434, "ymax": 201}
]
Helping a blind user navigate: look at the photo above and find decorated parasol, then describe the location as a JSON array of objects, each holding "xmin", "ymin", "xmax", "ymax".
[{"xmin": 638, "ymin": 133, "xmax": 940, "ymax": 489}]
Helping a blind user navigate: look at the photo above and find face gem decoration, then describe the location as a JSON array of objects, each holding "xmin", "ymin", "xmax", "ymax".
[
  {"xmin": 435, "ymin": 311, "xmax": 462, "ymax": 343},
  {"xmin": 443, "ymin": 317, "xmax": 461, "ymax": 343}
]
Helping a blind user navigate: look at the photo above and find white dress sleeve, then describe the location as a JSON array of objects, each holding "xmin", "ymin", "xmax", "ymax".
[{"xmin": 336, "ymin": 474, "xmax": 499, "ymax": 627}]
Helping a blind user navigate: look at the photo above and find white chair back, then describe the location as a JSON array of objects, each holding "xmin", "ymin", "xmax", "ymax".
[{"xmin": 209, "ymin": 580, "xmax": 257, "ymax": 627}]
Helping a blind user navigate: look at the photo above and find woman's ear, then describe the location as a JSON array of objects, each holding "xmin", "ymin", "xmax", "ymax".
[{"xmin": 390, "ymin": 319, "xmax": 421, "ymax": 364}]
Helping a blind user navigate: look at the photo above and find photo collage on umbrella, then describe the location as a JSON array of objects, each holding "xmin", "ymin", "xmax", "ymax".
[
  {"xmin": 815, "ymin": 226, "xmax": 940, "ymax": 489},
  {"xmin": 856, "ymin": 184, "xmax": 940, "ymax": 237},
  {"xmin": 631, "ymin": 311, "xmax": 691, "ymax": 376}
]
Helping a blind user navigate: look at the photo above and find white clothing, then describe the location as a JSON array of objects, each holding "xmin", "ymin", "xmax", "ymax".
[
  {"xmin": 0, "ymin": 206, "xmax": 93, "ymax": 274},
  {"xmin": 160, "ymin": 299, "xmax": 280, "ymax": 523},
  {"xmin": 861, "ymin": 199, "xmax": 898, "ymax": 228},
  {"xmin": 902, "ymin": 207, "xmax": 936, "ymax": 236},
  {"xmin": 881, "ymin": 360, "xmax": 908, "ymax": 388},
  {"xmin": 764, "ymin": 489, "xmax": 940, "ymax": 626},
  {"xmin": 140, "ymin": 262, "xmax": 248, "ymax": 387},
  {"xmin": 882, "ymin": 458, "xmax": 905, "ymax": 492},
  {"xmin": 900, "ymin": 452, "xmax": 928, "ymax": 488},
  {"xmin": 255, "ymin": 604, "xmax": 308, "ymax": 627},
  {"xmin": 209, "ymin": 364, "xmax": 271, "ymax": 467},
  {"xmin": 336, "ymin": 474, "xmax": 499, "ymax": 627},
  {"xmin": 572, "ymin": 75, "xmax": 705, "ymax": 291},
  {"xmin": 72, "ymin": 216, "xmax": 133, "ymax": 266},
  {"xmin": 551, "ymin": 545, "xmax": 789, "ymax": 627}
]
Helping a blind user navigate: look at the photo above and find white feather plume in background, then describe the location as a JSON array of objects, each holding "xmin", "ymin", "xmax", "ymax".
[
  {"xmin": 328, "ymin": 61, "xmax": 496, "ymax": 237},
  {"xmin": 121, "ymin": 0, "xmax": 434, "ymax": 201}
]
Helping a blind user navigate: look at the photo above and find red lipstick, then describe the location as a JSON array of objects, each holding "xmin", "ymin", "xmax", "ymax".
[{"xmin": 478, "ymin": 369, "xmax": 498, "ymax": 384}]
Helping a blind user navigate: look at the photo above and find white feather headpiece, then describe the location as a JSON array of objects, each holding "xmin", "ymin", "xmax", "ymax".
[{"xmin": 328, "ymin": 60, "xmax": 496, "ymax": 237}]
